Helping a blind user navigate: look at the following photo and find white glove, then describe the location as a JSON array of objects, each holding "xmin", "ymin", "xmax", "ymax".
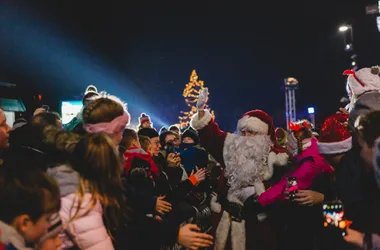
[
  {"xmin": 210, "ymin": 192, "xmax": 222, "ymax": 213},
  {"xmin": 237, "ymin": 186, "xmax": 256, "ymax": 203},
  {"xmin": 196, "ymin": 87, "xmax": 209, "ymax": 110}
]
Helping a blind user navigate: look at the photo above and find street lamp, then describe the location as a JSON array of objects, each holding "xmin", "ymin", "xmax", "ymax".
[
  {"xmin": 339, "ymin": 25, "xmax": 350, "ymax": 32},
  {"xmin": 338, "ymin": 24, "xmax": 356, "ymax": 68}
]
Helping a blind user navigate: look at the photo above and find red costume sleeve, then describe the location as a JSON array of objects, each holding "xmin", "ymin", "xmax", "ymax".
[{"xmin": 195, "ymin": 114, "xmax": 227, "ymax": 166}]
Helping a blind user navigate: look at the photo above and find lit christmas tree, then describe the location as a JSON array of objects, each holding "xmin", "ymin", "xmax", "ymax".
[{"xmin": 179, "ymin": 70, "xmax": 215, "ymax": 129}]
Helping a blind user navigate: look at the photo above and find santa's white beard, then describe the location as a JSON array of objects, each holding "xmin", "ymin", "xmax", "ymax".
[{"xmin": 223, "ymin": 133, "xmax": 272, "ymax": 198}]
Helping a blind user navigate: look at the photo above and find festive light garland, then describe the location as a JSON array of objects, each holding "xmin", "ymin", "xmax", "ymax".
[{"xmin": 179, "ymin": 70, "xmax": 215, "ymax": 128}]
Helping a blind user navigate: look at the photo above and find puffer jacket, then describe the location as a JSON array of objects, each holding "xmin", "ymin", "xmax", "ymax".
[
  {"xmin": 258, "ymin": 138, "xmax": 334, "ymax": 206},
  {"xmin": 48, "ymin": 165, "xmax": 113, "ymax": 250}
]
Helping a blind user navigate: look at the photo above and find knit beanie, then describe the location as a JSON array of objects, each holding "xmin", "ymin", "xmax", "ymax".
[
  {"xmin": 182, "ymin": 128, "xmax": 199, "ymax": 144},
  {"xmin": 159, "ymin": 126, "xmax": 168, "ymax": 135},
  {"xmin": 138, "ymin": 128, "xmax": 159, "ymax": 139},
  {"xmin": 82, "ymin": 85, "xmax": 99, "ymax": 104}
]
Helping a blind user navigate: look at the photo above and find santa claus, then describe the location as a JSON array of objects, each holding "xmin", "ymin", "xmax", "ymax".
[{"xmin": 190, "ymin": 88, "xmax": 288, "ymax": 250}]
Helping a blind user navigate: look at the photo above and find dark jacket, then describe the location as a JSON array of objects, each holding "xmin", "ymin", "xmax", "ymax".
[
  {"xmin": 178, "ymin": 142, "xmax": 209, "ymax": 175},
  {"xmin": 114, "ymin": 208, "xmax": 179, "ymax": 250}
]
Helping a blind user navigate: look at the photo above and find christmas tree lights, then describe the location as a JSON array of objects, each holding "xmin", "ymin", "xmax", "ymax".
[{"xmin": 179, "ymin": 70, "xmax": 215, "ymax": 128}]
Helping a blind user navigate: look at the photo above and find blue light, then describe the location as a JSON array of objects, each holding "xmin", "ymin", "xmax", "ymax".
[{"xmin": 308, "ymin": 107, "xmax": 315, "ymax": 114}]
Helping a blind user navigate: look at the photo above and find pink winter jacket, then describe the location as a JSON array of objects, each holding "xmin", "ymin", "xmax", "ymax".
[
  {"xmin": 48, "ymin": 165, "xmax": 114, "ymax": 250},
  {"xmin": 258, "ymin": 138, "xmax": 334, "ymax": 207}
]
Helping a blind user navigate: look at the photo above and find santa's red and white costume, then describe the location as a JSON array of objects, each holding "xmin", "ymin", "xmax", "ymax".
[{"xmin": 191, "ymin": 103, "xmax": 288, "ymax": 249}]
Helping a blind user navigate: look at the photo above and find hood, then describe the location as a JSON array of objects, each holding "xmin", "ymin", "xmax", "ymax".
[
  {"xmin": 47, "ymin": 165, "xmax": 80, "ymax": 196},
  {"xmin": 0, "ymin": 221, "xmax": 32, "ymax": 250}
]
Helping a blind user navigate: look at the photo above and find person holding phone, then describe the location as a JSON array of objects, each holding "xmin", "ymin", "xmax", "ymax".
[
  {"xmin": 343, "ymin": 111, "xmax": 380, "ymax": 249},
  {"xmin": 249, "ymin": 121, "xmax": 333, "ymax": 208},
  {"xmin": 244, "ymin": 120, "xmax": 333, "ymax": 250}
]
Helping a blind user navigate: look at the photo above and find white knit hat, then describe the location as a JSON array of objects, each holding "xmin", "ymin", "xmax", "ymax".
[{"xmin": 344, "ymin": 66, "xmax": 380, "ymax": 97}]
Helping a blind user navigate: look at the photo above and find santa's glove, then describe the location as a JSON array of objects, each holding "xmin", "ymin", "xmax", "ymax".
[
  {"xmin": 237, "ymin": 186, "xmax": 256, "ymax": 203},
  {"xmin": 210, "ymin": 192, "xmax": 222, "ymax": 213},
  {"xmin": 196, "ymin": 87, "xmax": 209, "ymax": 110},
  {"xmin": 244, "ymin": 195, "xmax": 265, "ymax": 214}
]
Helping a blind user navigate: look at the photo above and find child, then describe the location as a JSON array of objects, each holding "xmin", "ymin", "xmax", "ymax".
[
  {"xmin": 254, "ymin": 120, "xmax": 334, "ymax": 206},
  {"xmin": 139, "ymin": 135, "xmax": 152, "ymax": 154},
  {"xmin": 178, "ymin": 128, "xmax": 209, "ymax": 175},
  {"xmin": 48, "ymin": 132, "xmax": 125, "ymax": 249},
  {"xmin": 0, "ymin": 168, "xmax": 60, "ymax": 250}
]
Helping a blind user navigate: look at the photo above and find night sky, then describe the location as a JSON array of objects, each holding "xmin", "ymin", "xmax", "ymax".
[{"xmin": 1, "ymin": 0, "xmax": 380, "ymax": 131}]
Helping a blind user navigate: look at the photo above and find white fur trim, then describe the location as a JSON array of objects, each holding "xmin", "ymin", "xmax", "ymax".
[
  {"xmin": 215, "ymin": 211, "xmax": 231, "ymax": 250},
  {"xmin": 231, "ymin": 220, "xmax": 246, "ymax": 250},
  {"xmin": 253, "ymin": 181, "xmax": 266, "ymax": 196},
  {"xmin": 237, "ymin": 115, "xmax": 269, "ymax": 134},
  {"xmin": 236, "ymin": 186, "xmax": 256, "ymax": 203},
  {"xmin": 210, "ymin": 194, "xmax": 222, "ymax": 213},
  {"xmin": 263, "ymin": 151, "xmax": 288, "ymax": 180},
  {"xmin": 257, "ymin": 213, "xmax": 267, "ymax": 222},
  {"xmin": 264, "ymin": 151, "xmax": 276, "ymax": 181},
  {"xmin": 318, "ymin": 136, "xmax": 352, "ymax": 154},
  {"xmin": 190, "ymin": 109, "xmax": 213, "ymax": 131},
  {"xmin": 215, "ymin": 207, "xmax": 246, "ymax": 250},
  {"xmin": 276, "ymin": 152, "xmax": 289, "ymax": 166}
]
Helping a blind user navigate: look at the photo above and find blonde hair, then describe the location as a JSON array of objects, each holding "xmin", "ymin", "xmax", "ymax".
[{"xmin": 139, "ymin": 135, "xmax": 151, "ymax": 153}]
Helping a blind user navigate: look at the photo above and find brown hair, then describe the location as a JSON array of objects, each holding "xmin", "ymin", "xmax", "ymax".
[
  {"xmin": 139, "ymin": 135, "xmax": 151, "ymax": 153},
  {"xmin": 356, "ymin": 110, "xmax": 380, "ymax": 147},
  {"xmin": 70, "ymin": 133, "xmax": 125, "ymax": 236},
  {"xmin": 0, "ymin": 167, "xmax": 60, "ymax": 224},
  {"xmin": 82, "ymin": 94, "xmax": 125, "ymax": 125},
  {"xmin": 120, "ymin": 128, "xmax": 138, "ymax": 154}
]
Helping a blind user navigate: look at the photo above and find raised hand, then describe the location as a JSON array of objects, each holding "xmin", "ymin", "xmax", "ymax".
[
  {"xmin": 190, "ymin": 167, "xmax": 207, "ymax": 183},
  {"xmin": 196, "ymin": 87, "xmax": 209, "ymax": 110}
]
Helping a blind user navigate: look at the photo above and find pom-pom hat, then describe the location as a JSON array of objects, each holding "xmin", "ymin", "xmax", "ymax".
[
  {"xmin": 139, "ymin": 113, "xmax": 151, "ymax": 126},
  {"xmin": 318, "ymin": 113, "xmax": 352, "ymax": 154}
]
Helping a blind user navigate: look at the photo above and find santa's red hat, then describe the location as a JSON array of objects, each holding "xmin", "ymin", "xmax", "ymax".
[
  {"xmin": 318, "ymin": 113, "xmax": 352, "ymax": 154},
  {"xmin": 237, "ymin": 110, "xmax": 279, "ymax": 146},
  {"xmin": 139, "ymin": 113, "xmax": 151, "ymax": 126}
]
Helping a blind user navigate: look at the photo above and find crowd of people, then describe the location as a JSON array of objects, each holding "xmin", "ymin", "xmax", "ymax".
[{"xmin": 0, "ymin": 66, "xmax": 380, "ymax": 250}]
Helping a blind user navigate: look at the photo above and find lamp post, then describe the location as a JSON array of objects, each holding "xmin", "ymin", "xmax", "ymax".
[{"xmin": 338, "ymin": 24, "xmax": 357, "ymax": 70}]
